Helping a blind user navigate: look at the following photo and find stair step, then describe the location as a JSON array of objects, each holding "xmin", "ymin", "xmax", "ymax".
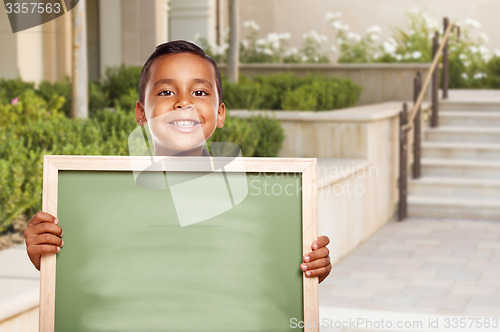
[
  {"xmin": 408, "ymin": 177, "xmax": 500, "ymax": 199},
  {"xmin": 408, "ymin": 196, "xmax": 500, "ymax": 220},
  {"xmin": 439, "ymin": 112, "xmax": 500, "ymax": 127},
  {"xmin": 425, "ymin": 127, "xmax": 500, "ymax": 143},
  {"xmin": 440, "ymin": 100, "xmax": 500, "ymax": 112},
  {"xmin": 421, "ymin": 158, "xmax": 500, "ymax": 179},
  {"xmin": 421, "ymin": 142, "xmax": 500, "ymax": 161}
]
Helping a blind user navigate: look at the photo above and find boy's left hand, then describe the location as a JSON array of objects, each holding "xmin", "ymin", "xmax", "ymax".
[{"xmin": 301, "ymin": 236, "xmax": 331, "ymax": 283}]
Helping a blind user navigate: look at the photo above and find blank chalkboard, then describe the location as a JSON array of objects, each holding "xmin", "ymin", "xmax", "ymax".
[{"xmin": 40, "ymin": 156, "xmax": 318, "ymax": 332}]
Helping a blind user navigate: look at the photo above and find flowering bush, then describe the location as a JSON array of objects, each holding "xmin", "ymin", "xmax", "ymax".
[
  {"xmin": 199, "ymin": 21, "xmax": 331, "ymax": 64},
  {"xmin": 326, "ymin": 9, "xmax": 498, "ymax": 88}
]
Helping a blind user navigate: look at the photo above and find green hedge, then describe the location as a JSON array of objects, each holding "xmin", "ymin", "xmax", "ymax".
[
  {"xmin": 223, "ymin": 73, "xmax": 362, "ymax": 111},
  {"xmin": 0, "ymin": 90, "xmax": 284, "ymax": 233}
]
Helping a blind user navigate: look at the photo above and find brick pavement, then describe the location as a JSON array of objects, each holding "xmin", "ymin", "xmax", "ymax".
[{"xmin": 319, "ymin": 218, "xmax": 500, "ymax": 331}]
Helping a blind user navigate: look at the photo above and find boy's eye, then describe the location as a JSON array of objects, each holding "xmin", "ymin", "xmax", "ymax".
[
  {"xmin": 193, "ymin": 90, "xmax": 208, "ymax": 97},
  {"xmin": 159, "ymin": 90, "xmax": 174, "ymax": 96}
]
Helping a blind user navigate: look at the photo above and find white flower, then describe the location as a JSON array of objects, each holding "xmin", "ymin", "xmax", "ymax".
[
  {"xmin": 262, "ymin": 48, "xmax": 273, "ymax": 56},
  {"xmin": 412, "ymin": 51, "xmax": 422, "ymax": 59},
  {"xmin": 313, "ymin": 55, "xmax": 319, "ymax": 62},
  {"xmin": 337, "ymin": 38, "xmax": 344, "ymax": 45},
  {"xmin": 404, "ymin": 53, "xmax": 411, "ymax": 59},
  {"xmin": 243, "ymin": 20, "xmax": 260, "ymax": 31},
  {"xmin": 473, "ymin": 72, "xmax": 486, "ymax": 79},
  {"xmin": 301, "ymin": 55, "xmax": 308, "ymax": 62},
  {"xmin": 423, "ymin": 13, "xmax": 438, "ymax": 29},
  {"xmin": 285, "ymin": 48, "xmax": 298, "ymax": 56},
  {"xmin": 303, "ymin": 30, "xmax": 327, "ymax": 44},
  {"xmin": 408, "ymin": 29, "xmax": 415, "ymax": 36},
  {"xmin": 479, "ymin": 45, "xmax": 488, "ymax": 55},
  {"xmin": 469, "ymin": 46, "xmax": 478, "ymax": 54},
  {"xmin": 370, "ymin": 34, "xmax": 379, "ymax": 41},
  {"xmin": 383, "ymin": 41, "xmax": 396, "ymax": 54},
  {"xmin": 459, "ymin": 53, "xmax": 467, "ymax": 60},
  {"xmin": 387, "ymin": 37, "xmax": 397, "ymax": 45},
  {"xmin": 479, "ymin": 32, "xmax": 489, "ymax": 44},
  {"xmin": 464, "ymin": 18, "xmax": 481, "ymax": 28},
  {"xmin": 463, "ymin": 61, "xmax": 471, "ymax": 67},
  {"xmin": 330, "ymin": 45, "xmax": 337, "ymax": 53},
  {"xmin": 256, "ymin": 38, "xmax": 266, "ymax": 46},
  {"xmin": 279, "ymin": 33, "xmax": 291, "ymax": 40},
  {"xmin": 461, "ymin": 72, "xmax": 468, "ymax": 79},
  {"xmin": 326, "ymin": 12, "xmax": 342, "ymax": 21},
  {"xmin": 332, "ymin": 20, "xmax": 349, "ymax": 31},
  {"xmin": 366, "ymin": 25, "xmax": 382, "ymax": 34},
  {"xmin": 214, "ymin": 43, "xmax": 228, "ymax": 55},
  {"xmin": 373, "ymin": 52, "xmax": 380, "ymax": 59},
  {"xmin": 347, "ymin": 32, "xmax": 361, "ymax": 42},
  {"xmin": 405, "ymin": 8, "xmax": 420, "ymax": 15},
  {"xmin": 395, "ymin": 54, "xmax": 403, "ymax": 61},
  {"xmin": 494, "ymin": 49, "xmax": 500, "ymax": 57}
]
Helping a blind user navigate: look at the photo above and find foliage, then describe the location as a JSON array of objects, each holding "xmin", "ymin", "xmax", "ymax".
[
  {"xmin": 200, "ymin": 21, "xmax": 332, "ymax": 64},
  {"xmin": 223, "ymin": 73, "xmax": 361, "ymax": 111},
  {"xmin": 208, "ymin": 114, "xmax": 284, "ymax": 157},
  {"xmin": 101, "ymin": 65, "xmax": 142, "ymax": 107}
]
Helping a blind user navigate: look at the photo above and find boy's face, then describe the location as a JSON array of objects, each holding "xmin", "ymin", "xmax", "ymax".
[{"xmin": 136, "ymin": 53, "xmax": 225, "ymax": 155}]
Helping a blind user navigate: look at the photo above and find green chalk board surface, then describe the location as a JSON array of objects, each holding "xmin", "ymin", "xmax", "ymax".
[{"xmin": 55, "ymin": 170, "xmax": 304, "ymax": 331}]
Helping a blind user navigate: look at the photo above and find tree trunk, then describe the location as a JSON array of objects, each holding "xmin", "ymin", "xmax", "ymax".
[
  {"xmin": 71, "ymin": 0, "xmax": 88, "ymax": 119},
  {"xmin": 227, "ymin": 0, "xmax": 239, "ymax": 83}
]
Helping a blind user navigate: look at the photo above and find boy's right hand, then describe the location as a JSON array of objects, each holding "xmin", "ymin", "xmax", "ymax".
[{"xmin": 24, "ymin": 212, "xmax": 63, "ymax": 271}]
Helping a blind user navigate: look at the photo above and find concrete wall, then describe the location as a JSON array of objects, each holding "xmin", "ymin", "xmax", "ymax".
[
  {"xmin": 231, "ymin": 102, "xmax": 402, "ymax": 262},
  {"xmin": 219, "ymin": 63, "xmax": 432, "ymax": 106},
  {"xmin": 233, "ymin": 0, "xmax": 500, "ymax": 60}
]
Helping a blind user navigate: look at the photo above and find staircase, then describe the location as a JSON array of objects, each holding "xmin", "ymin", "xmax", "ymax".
[{"xmin": 408, "ymin": 94, "xmax": 500, "ymax": 220}]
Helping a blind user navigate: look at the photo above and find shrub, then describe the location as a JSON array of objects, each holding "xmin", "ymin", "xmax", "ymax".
[
  {"xmin": 222, "ymin": 75, "xmax": 264, "ymax": 110},
  {"xmin": 208, "ymin": 114, "xmax": 284, "ymax": 157},
  {"xmin": 37, "ymin": 77, "xmax": 73, "ymax": 116},
  {"xmin": 486, "ymin": 56, "xmax": 500, "ymax": 88},
  {"xmin": 224, "ymin": 73, "xmax": 361, "ymax": 111},
  {"xmin": 102, "ymin": 65, "xmax": 142, "ymax": 106}
]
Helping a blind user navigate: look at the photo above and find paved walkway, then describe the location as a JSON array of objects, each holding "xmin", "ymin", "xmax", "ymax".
[{"xmin": 319, "ymin": 217, "xmax": 500, "ymax": 331}]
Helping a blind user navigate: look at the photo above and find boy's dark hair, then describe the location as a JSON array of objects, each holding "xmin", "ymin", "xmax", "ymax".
[{"xmin": 138, "ymin": 40, "xmax": 223, "ymax": 106}]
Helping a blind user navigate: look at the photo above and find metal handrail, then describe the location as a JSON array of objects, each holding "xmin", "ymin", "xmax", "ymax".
[{"xmin": 401, "ymin": 21, "xmax": 455, "ymax": 133}]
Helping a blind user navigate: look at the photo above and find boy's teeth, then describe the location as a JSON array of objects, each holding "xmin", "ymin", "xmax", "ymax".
[{"xmin": 172, "ymin": 120, "xmax": 197, "ymax": 127}]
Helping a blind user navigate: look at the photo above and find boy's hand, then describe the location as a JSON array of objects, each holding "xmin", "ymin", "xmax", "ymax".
[
  {"xmin": 301, "ymin": 236, "xmax": 331, "ymax": 283},
  {"xmin": 24, "ymin": 212, "xmax": 63, "ymax": 271}
]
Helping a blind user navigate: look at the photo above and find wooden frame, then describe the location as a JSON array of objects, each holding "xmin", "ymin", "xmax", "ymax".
[{"xmin": 40, "ymin": 155, "xmax": 318, "ymax": 331}]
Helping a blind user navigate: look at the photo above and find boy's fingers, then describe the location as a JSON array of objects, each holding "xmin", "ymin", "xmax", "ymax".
[
  {"xmin": 311, "ymin": 236, "xmax": 330, "ymax": 250},
  {"xmin": 303, "ymin": 264, "xmax": 332, "ymax": 278},
  {"xmin": 27, "ymin": 244, "xmax": 62, "ymax": 271},
  {"xmin": 27, "ymin": 212, "xmax": 57, "ymax": 226},
  {"xmin": 300, "ymin": 257, "xmax": 330, "ymax": 271},
  {"xmin": 25, "ymin": 223, "xmax": 62, "ymax": 237},
  {"xmin": 30, "ymin": 234, "xmax": 64, "ymax": 247},
  {"xmin": 303, "ymin": 247, "xmax": 329, "ymax": 262}
]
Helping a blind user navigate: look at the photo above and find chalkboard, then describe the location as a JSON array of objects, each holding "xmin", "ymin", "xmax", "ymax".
[{"xmin": 40, "ymin": 156, "xmax": 318, "ymax": 332}]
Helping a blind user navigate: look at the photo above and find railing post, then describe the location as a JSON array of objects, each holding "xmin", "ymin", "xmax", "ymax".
[
  {"xmin": 442, "ymin": 17, "xmax": 449, "ymax": 99},
  {"xmin": 398, "ymin": 103, "xmax": 408, "ymax": 221},
  {"xmin": 413, "ymin": 71, "xmax": 422, "ymax": 179},
  {"xmin": 431, "ymin": 32, "xmax": 439, "ymax": 128}
]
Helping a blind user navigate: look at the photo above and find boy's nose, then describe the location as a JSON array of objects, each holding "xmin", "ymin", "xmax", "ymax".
[{"xmin": 174, "ymin": 94, "xmax": 192, "ymax": 109}]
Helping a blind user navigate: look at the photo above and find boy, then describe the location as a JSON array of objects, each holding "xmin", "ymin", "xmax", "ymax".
[{"xmin": 24, "ymin": 40, "xmax": 331, "ymax": 283}]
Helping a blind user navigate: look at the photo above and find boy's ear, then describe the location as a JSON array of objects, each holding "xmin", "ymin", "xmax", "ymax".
[
  {"xmin": 217, "ymin": 102, "xmax": 226, "ymax": 128},
  {"xmin": 135, "ymin": 101, "xmax": 147, "ymax": 126}
]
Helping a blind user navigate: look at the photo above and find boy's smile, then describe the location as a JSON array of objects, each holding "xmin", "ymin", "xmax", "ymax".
[{"xmin": 136, "ymin": 53, "xmax": 226, "ymax": 156}]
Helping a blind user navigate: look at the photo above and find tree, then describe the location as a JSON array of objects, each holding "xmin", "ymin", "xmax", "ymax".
[{"xmin": 71, "ymin": 0, "xmax": 88, "ymax": 118}]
